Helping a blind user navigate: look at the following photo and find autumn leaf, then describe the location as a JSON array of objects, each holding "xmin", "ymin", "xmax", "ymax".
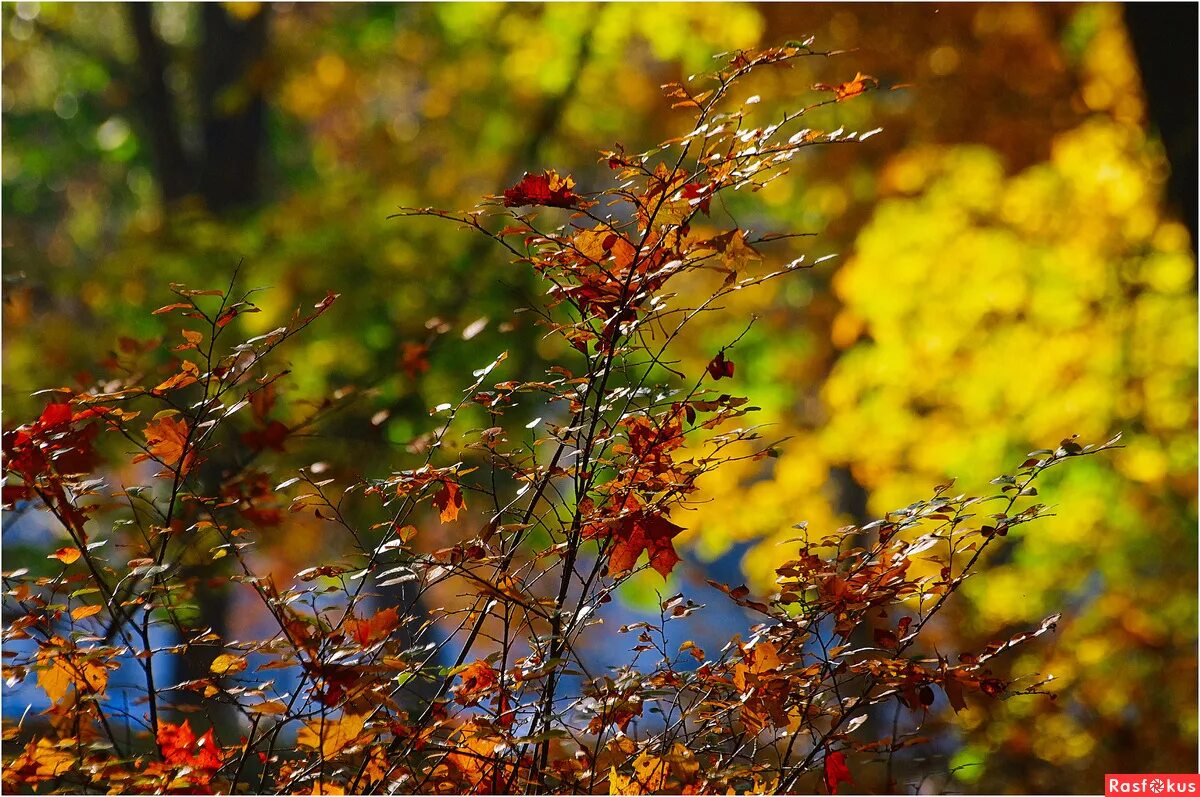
[
  {"xmin": 152, "ymin": 359, "xmax": 200, "ymax": 393},
  {"xmin": 432, "ymin": 479, "xmax": 465, "ymax": 523},
  {"xmin": 36, "ymin": 647, "xmax": 109, "ymax": 703},
  {"xmin": 297, "ymin": 713, "xmax": 371, "ymax": 759},
  {"xmin": 609, "ymin": 748, "xmax": 672, "ymax": 795},
  {"xmin": 401, "ymin": 342, "xmax": 430, "ymax": 378},
  {"xmin": 713, "ymin": 228, "xmax": 760, "ymax": 276},
  {"xmin": 209, "ymin": 653, "xmax": 247, "ymax": 677},
  {"xmin": 345, "ymin": 607, "xmax": 400, "ymax": 647},
  {"xmin": 706, "ymin": 351, "xmax": 735, "ymax": 380},
  {"xmin": 732, "ymin": 640, "xmax": 783, "ymax": 693},
  {"xmin": 48, "ymin": 547, "xmax": 81, "ymax": 565},
  {"xmin": 502, "ymin": 170, "xmax": 579, "ymax": 208},
  {"xmin": 135, "ymin": 415, "xmax": 193, "ymax": 474},
  {"xmin": 607, "ymin": 510, "xmax": 685, "ymax": 578},
  {"xmin": 823, "ymin": 750, "xmax": 853, "ymax": 794},
  {"xmin": 247, "ymin": 699, "xmax": 289, "ymax": 715},
  {"xmin": 158, "ymin": 720, "xmax": 223, "ymax": 773},
  {"xmin": 813, "ymin": 72, "xmax": 878, "ymax": 101},
  {"xmin": 6, "ymin": 738, "xmax": 75, "ymax": 784},
  {"xmin": 454, "ymin": 659, "xmax": 499, "ymax": 706},
  {"xmin": 70, "ymin": 604, "xmax": 103, "ymax": 621},
  {"xmin": 943, "ymin": 673, "xmax": 968, "ymax": 713}
]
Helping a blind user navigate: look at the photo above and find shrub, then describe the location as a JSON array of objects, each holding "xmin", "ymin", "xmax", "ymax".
[{"xmin": 1, "ymin": 43, "xmax": 1117, "ymax": 795}]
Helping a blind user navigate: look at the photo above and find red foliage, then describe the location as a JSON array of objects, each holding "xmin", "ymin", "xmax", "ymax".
[{"xmin": 502, "ymin": 170, "xmax": 579, "ymax": 208}]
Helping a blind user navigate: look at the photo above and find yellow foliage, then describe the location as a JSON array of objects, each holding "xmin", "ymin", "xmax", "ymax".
[{"xmin": 296, "ymin": 713, "xmax": 370, "ymax": 760}]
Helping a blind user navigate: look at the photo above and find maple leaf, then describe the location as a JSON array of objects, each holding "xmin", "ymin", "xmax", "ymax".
[
  {"xmin": 345, "ymin": 607, "xmax": 400, "ymax": 647},
  {"xmin": 158, "ymin": 720, "xmax": 223, "ymax": 774},
  {"xmin": 607, "ymin": 510, "xmax": 685, "ymax": 578},
  {"xmin": 706, "ymin": 351, "xmax": 735, "ymax": 380},
  {"xmin": 432, "ymin": 479, "xmax": 465, "ymax": 523},
  {"xmin": 6, "ymin": 738, "xmax": 75, "ymax": 784},
  {"xmin": 823, "ymin": 750, "xmax": 853, "ymax": 794},
  {"xmin": 135, "ymin": 415, "xmax": 193, "ymax": 474},
  {"xmin": 680, "ymin": 182, "xmax": 712, "ymax": 214},
  {"xmin": 455, "ymin": 659, "xmax": 499, "ymax": 706},
  {"xmin": 503, "ymin": 170, "xmax": 579, "ymax": 208}
]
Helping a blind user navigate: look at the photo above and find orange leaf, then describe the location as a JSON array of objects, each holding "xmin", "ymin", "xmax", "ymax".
[
  {"xmin": 454, "ymin": 659, "xmax": 498, "ymax": 706},
  {"xmin": 138, "ymin": 416, "xmax": 193, "ymax": 474},
  {"xmin": 49, "ymin": 547, "xmax": 81, "ymax": 565},
  {"xmin": 345, "ymin": 607, "xmax": 400, "ymax": 647},
  {"xmin": 70, "ymin": 605, "xmax": 103, "ymax": 621},
  {"xmin": 814, "ymin": 72, "xmax": 877, "ymax": 102}
]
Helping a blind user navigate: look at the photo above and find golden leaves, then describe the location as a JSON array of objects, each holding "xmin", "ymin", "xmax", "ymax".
[
  {"xmin": 36, "ymin": 646, "xmax": 109, "ymax": 704},
  {"xmin": 297, "ymin": 713, "xmax": 371, "ymax": 760},
  {"xmin": 152, "ymin": 359, "xmax": 200, "ymax": 393},
  {"xmin": 608, "ymin": 744, "xmax": 696, "ymax": 795},
  {"xmin": 209, "ymin": 653, "xmax": 247, "ymax": 677},
  {"xmin": 5, "ymin": 738, "xmax": 75, "ymax": 785}
]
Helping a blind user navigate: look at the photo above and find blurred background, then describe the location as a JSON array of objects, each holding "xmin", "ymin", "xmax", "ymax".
[{"xmin": 2, "ymin": 3, "xmax": 1195, "ymax": 791}]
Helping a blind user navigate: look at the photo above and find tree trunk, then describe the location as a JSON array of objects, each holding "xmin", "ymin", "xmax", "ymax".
[{"xmin": 1123, "ymin": 3, "xmax": 1198, "ymax": 254}]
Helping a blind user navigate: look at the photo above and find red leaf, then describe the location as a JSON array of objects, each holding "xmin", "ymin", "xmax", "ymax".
[
  {"xmin": 706, "ymin": 351, "xmax": 735, "ymax": 380},
  {"xmin": 980, "ymin": 677, "xmax": 1006, "ymax": 697},
  {"xmin": 158, "ymin": 719, "xmax": 223, "ymax": 775},
  {"xmin": 401, "ymin": 342, "xmax": 430, "ymax": 379},
  {"xmin": 823, "ymin": 750, "xmax": 853, "ymax": 794},
  {"xmin": 607, "ymin": 508, "xmax": 684, "ymax": 578},
  {"xmin": 502, "ymin": 170, "xmax": 579, "ymax": 208},
  {"xmin": 346, "ymin": 606, "xmax": 400, "ymax": 647},
  {"xmin": 944, "ymin": 675, "xmax": 967, "ymax": 713},
  {"xmin": 680, "ymin": 182, "xmax": 712, "ymax": 214},
  {"xmin": 433, "ymin": 479, "xmax": 465, "ymax": 523},
  {"xmin": 241, "ymin": 420, "xmax": 289, "ymax": 452}
]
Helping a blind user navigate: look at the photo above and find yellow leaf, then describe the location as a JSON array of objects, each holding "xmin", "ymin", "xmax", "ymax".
[
  {"xmin": 297, "ymin": 713, "xmax": 369, "ymax": 759},
  {"xmin": 70, "ymin": 605, "xmax": 103, "ymax": 621},
  {"xmin": 610, "ymin": 750, "xmax": 671, "ymax": 795},
  {"xmin": 210, "ymin": 653, "xmax": 247, "ymax": 677},
  {"xmin": 36, "ymin": 648, "xmax": 108, "ymax": 703},
  {"xmin": 310, "ymin": 784, "xmax": 345, "ymax": 795},
  {"xmin": 8, "ymin": 738, "xmax": 75, "ymax": 782},
  {"xmin": 247, "ymin": 700, "xmax": 289, "ymax": 715},
  {"xmin": 36, "ymin": 655, "xmax": 71, "ymax": 704}
]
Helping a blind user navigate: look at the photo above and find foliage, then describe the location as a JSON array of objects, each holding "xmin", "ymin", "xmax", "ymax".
[
  {"xmin": 1, "ymin": 44, "xmax": 1124, "ymax": 795},
  {"xmin": 4, "ymin": 4, "xmax": 1195, "ymax": 793}
]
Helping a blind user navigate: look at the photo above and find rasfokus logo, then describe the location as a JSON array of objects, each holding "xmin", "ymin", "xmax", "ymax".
[{"xmin": 1107, "ymin": 775, "xmax": 1200, "ymax": 795}]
